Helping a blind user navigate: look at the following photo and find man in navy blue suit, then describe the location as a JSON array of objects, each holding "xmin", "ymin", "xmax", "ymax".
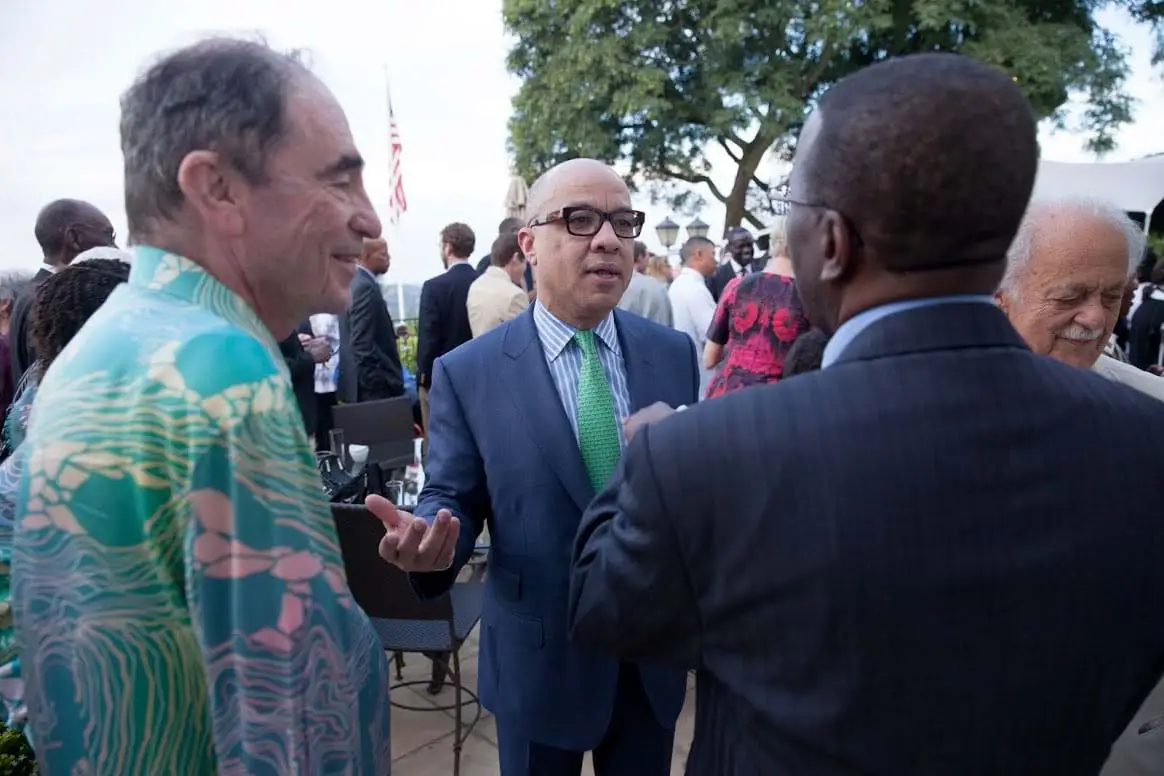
[
  {"xmin": 371, "ymin": 158, "xmax": 699, "ymax": 776},
  {"xmin": 568, "ymin": 54, "xmax": 1164, "ymax": 775}
]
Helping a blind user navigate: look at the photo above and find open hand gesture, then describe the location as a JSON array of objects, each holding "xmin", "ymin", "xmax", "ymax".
[{"xmin": 367, "ymin": 494, "xmax": 460, "ymax": 573}]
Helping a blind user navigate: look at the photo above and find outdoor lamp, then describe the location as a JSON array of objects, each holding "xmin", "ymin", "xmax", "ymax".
[
  {"xmin": 686, "ymin": 217, "xmax": 709, "ymax": 239},
  {"xmin": 655, "ymin": 217, "xmax": 680, "ymax": 249}
]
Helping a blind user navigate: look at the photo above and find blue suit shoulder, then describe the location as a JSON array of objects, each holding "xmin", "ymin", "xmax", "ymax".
[
  {"xmin": 432, "ymin": 308, "xmax": 521, "ymax": 377},
  {"xmin": 612, "ymin": 308, "xmax": 697, "ymax": 367}
]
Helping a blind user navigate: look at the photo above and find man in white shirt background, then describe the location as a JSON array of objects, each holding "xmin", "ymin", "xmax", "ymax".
[{"xmin": 668, "ymin": 235, "xmax": 718, "ymax": 397}]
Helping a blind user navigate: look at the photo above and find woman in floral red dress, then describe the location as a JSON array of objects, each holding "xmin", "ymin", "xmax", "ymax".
[{"xmin": 703, "ymin": 233, "xmax": 811, "ymax": 399}]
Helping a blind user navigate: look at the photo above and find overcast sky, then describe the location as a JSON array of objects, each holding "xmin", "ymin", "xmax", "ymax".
[{"xmin": 0, "ymin": 1, "xmax": 1160, "ymax": 283}]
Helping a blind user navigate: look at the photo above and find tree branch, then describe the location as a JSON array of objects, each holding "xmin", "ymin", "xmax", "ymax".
[
  {"xmin": 742, "ymin": 210, "xmax": 766, "ymax": 230},
  {"xmin": 662, "ymin": 167, "xmax": 730, "ymax": 204},
  {"xmin": 724, "ymin": 130, "xmax": 747, "ymax": 151},
  {"xmin": 717, "ymin": 137, "xmax": 741, "ymax": 164}
]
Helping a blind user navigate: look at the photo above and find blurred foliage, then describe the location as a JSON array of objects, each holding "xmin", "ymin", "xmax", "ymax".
[
  {"xmin": 505, "ymin": 0, "xmax": 1143, "ymax": 231},
  {"xmin": 1125, "ymin": 0, "xmax": 1164, "ymax": 64},
  {"xmin": 0, "ymin": 724, "xmax": 36, "ymax": 775},
  {"xmin": 396, "ymin": 319, "xmax": 418, "ymax": 375},
  {"xmin": 1147, "ymin": 232, "xmax": 1164, "ymax": 260}
]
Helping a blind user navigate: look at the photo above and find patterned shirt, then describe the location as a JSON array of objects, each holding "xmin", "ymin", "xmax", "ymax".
[
  {"xmin": 13, "ymin": 247, "xmax": 391, "ymax": 774},
  {"xmin": 531, "ymin": 301, "xmax": 632, "ymax": 447},
  {"xmin": 705, "ymin": 273, "xmax": 810, "ymax": 399}
]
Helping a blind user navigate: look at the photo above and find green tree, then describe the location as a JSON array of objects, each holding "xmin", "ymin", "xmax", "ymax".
[
  {"xmin": 504, "ymin": 0, "xmax": 1139, "ymax": 230},
  {"xmin": 1127, "ymin": 0, "xmax": 1164, "ymax": 64}
]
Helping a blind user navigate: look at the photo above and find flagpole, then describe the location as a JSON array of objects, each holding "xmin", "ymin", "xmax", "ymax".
[
  {"xmin": 384, "ymin": 64, "xmax": 395, "ymax": 231},
  {"xmin": 384, "ymin": 65, "xmax": 408, "ymax": 321}
]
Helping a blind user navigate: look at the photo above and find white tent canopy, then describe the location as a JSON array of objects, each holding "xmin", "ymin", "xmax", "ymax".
[{"xmin": 1031, "ymin": 157, "xmax": 1164, "ymax": 224}]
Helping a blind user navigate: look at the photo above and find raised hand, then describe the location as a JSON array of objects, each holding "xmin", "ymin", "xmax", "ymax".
[
  {"xmin": 366, "ymin": 494, "xmax": 460, "ymax": 573},
  {"xmin": 304, "ymin": 337, "xmax": 332, "ymax": 364}
]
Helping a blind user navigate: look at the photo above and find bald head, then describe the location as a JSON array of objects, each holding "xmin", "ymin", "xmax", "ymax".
[
  {"xmin": 794, "ymin": 53, "xmax": 1037, "ymax": 269},
  {"xmin": 34, "ymin": 199, "xmax": 115, "ymax": 266},
  {"xmin": 518, "ymin": 157, "xmax": 637, "ymax": 330},
  {"xmin": 360, "ymin": 237, "xmax": 389, "ymax": 275},
  {"xmin": 526, "ymin": 158, "xmax": 628, "ymax": 222}
]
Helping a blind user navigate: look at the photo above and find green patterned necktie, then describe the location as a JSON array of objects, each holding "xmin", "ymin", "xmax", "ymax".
[{"xmin": 573, "ymin": 329, "xmax": 622, "ymax": 492}]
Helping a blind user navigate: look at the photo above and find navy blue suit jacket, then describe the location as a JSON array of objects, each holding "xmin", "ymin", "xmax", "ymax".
[
  {"xmin": 570, "ymin": 302, "xmax": 1164, "ymax": 775},
  {"xmin": 411, "ymin": 306, "xmax": 698, "ymax": 749}
]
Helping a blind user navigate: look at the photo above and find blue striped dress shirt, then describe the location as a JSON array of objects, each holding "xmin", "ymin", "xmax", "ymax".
[{"xmin": 532, "ymin": 301, "xmax": 632, "ymax": 450}]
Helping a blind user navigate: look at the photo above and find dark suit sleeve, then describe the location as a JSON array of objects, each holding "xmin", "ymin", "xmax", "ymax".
[
  {"xmin": 705, "ymin": 273, "xmax": 719, "ymax": 302},
  {"xmin": 416, "ymin": 279, "xmax": 438, "ymax": 388},
  {"xmin": 409, "ymin": 357, "xmax": 491, "ymax": 599},
  {"xmin": 9, "ymin": 292, "xmax": 33, "ymax": 383},
  {"xmin": 569, "ymin": 423, "xmax": 701, "ymax": 667},
  {"xmin": 279, "ymin": 334, "xmax": 314, "ymax": 384},
  {"xmin": 348, "ymin": 281, "xmax": 395, "ymax": 399},
  {"xmin": 684, "ymin": 335, "xmax": 700, "ymax": 402}
]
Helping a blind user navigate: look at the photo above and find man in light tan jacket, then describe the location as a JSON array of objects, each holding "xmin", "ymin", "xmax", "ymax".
[{"xmin": 467, "ymin": 231, "xmax": 529, "ymax": 337}]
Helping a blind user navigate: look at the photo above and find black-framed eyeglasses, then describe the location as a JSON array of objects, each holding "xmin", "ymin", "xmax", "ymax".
[
  {"xmin": 775, "ymin": 196, "xmax": 864, "ymax": 248},
  {"xmin": 528, "ymin": 207, "xmax": 646, "ymax": 239}
]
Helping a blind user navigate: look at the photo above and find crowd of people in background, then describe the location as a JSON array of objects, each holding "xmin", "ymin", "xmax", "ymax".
[{"xmin": 4, "ymin": 33, "xmax": 1164, "ymax": 776}]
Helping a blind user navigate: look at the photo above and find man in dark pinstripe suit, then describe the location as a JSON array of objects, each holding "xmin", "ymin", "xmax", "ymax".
[{"xmin": 569, "ymin": 53, "xmax": 1164, "ymax": 776}]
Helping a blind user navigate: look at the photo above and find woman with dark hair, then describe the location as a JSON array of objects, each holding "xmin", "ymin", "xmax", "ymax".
[
  {"xmin": 783, "ymin": 328, "xmax": 830, "ymax": 378},
  {"xmin": 0, "ymin": 257, "xmax": 130, "ymax": 740}
]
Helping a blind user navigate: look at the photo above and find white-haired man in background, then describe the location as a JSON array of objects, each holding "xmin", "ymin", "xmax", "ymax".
[
  {"xmin": 996, "ymin": 197, "xmax": 1164, "ymax": 400},
  {"xmin": 997, "ymin": 197, "xmax": 1164, "ymax": 775}
]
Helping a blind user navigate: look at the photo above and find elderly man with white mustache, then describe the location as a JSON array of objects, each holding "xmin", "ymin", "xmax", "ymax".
[
  {"xmin": 998, "ymin": 196, "xmax": 1164, "ymax": 776},
  {"xmin": 996, "ymin": 197, "xmax": 1164, "ymax": 401}
]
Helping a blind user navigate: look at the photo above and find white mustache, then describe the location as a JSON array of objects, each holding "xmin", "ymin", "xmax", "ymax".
[{"xmin": 1056, "ymin": 323, "xmax": 1104, "ymax": 342}]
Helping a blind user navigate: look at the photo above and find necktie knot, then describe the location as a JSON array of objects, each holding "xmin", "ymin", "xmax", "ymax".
[{"xmin": 574, "ymin": 329, "xmax": 598, "ymax": 356}]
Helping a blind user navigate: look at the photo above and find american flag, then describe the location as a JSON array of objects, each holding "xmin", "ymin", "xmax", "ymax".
[{"xmin": 387, "ymin": 86, "xmax": 407, "ymax": 225}]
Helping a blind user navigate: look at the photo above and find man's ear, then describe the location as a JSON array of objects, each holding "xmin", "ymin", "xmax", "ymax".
[
  {"xmin": 819, "ymin": 211, "xmax": 851, "ymax": 283},
  {"xmin": 518, "ymin": 228, "xmax": 537, "ymax": 266},
  {"xmin": 176, "ymin": 150, "xmax": 245, "ymax": 238}
]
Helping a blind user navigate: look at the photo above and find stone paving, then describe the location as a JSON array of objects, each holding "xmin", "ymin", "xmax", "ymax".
[{"xmin": 388, "ymin": 630, "xmax": 695, "ymax": 775}]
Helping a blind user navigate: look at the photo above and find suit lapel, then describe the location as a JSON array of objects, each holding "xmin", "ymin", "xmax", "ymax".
[
  {"xmin": 501, "ymin": 309, "xmax": 593, "ymax": 512},
  {"xmin": 613, "ymin": 310, "xmax": 659, "ymax": 413}
]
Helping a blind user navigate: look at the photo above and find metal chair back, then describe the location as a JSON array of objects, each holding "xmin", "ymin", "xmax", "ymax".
[{"xmin": 333, "ymin": 397, "xmax": 416, "ymax": 470}]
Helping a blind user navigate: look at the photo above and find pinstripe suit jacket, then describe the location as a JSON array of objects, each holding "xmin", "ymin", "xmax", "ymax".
[{"xmin": 570, "ymin": 301, "xmax": 1164, "ymax": 776}]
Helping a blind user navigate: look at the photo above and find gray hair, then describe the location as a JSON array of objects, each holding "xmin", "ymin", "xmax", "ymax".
[
  {"xmin": 1001, "ymin": 197, "xmax": 1145, "ymax": 296},
  {"xmin": 0, "ymin": 271, "xmax": 32, "ymax": 303},
  {"xmin": 768, "ymin": 218, "xmax": 789, "ymax": 259},
  {"xmin": 119, "ymin": 37, "xmax": 310, "ymax": 240}
]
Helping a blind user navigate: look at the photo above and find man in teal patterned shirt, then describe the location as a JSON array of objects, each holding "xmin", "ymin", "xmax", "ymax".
[{"xmin": 13, "ymin": 39, "xmax": 390, "ymax": 774}]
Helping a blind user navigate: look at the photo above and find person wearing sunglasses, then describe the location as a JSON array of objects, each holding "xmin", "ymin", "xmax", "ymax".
[{"xmin": 373, "ymin": 157, "xmax": 700, "ymax": 776}]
